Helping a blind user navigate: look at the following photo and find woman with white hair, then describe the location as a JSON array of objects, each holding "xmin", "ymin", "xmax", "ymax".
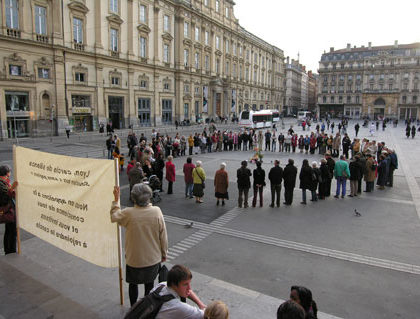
[
  {"xmin": 111, "ymin": 184, "xmax": 168, "ymax": 306},
  {"xmin": 192, "ymin": 161, "xmax": 206, "ymax": 203},
  {"xmin": 214, "ymin": 162, "xmax": 229, "ymax": 206}
]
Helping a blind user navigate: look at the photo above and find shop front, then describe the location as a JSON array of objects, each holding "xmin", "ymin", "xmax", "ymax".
[
  {"xmin": 5, "ymin": 91, "xmax": 31, "ymax": 138},
  {"xmin": 71, "ymin": 95, "xmax": 93, "ymax": 132}
]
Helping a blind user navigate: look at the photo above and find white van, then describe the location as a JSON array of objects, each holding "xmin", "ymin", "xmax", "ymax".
[{"xmin": 297, "ymin": 111, "xmax": 311, "ymax": 121}]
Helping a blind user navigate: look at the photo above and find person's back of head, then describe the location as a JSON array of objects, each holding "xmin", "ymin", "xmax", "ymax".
[
  {"xmin": 277, "ymin": 300, "xmax": 305, "ymax": 319},
  {"xmin": 204, "ymin": 300, "xmax": 229, "ymax": 319}
]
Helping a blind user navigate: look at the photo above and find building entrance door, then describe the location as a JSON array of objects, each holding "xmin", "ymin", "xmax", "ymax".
[
  {"xmin": 216, "ymin": 93, "xmax": 221, "ymax": 116},
  {"xmin": 108, "ymin": 96, "xmax": 124, "ymax": 129}
]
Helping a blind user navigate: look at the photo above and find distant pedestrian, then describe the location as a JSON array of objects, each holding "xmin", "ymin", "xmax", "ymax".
[
  {"xmin": 183, "ymin": 157, "xmax": 195, "ymax": 198},
  {"xmin": 334, "ymin": 155, "xmax": 350, "ymax": 198},
  {"xmin": 214, "ymin": 163, "xmax": 229, "ymax": 206},
  {"xmin": 165, "ymin": 155, "xmax": 175, "ymax": 194},
  {"xmin": 268, "ymin": 160, "xmax": 283, "ymax": 208},
  {"xmin": 411, "ymin": 125, "xmax": 416, "ymax": 138},
  {"xmin": 283, "ymin": 159, "xmax": 297, "ymax": 206},
  {"xmin": 192, "ymin": 161, "xmax": 206, "ymax": 203},
  {"xmin": 237, "ymin": 160, "xmax": 252, "ymax": 208},
  {"xmin": 299, "ymin": 159, "xmax": 312, "ymax": 205},
  {"xmin": 252, "ymin": 161, "xmax": 265, "ymax": 207}
]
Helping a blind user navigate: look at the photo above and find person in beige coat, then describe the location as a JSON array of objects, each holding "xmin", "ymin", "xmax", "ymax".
[
  {"xmin": 364, "ymin": 153, "xmax": 377, "ymax": 192},
  {"xmin": 111, "ymin": 183, "xmax": 168, "ymax": 306}
]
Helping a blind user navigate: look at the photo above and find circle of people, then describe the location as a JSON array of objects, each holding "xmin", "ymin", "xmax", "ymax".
[{"xmin": 107, "ymin": 121, "xmax": 399, "ymax": 207}]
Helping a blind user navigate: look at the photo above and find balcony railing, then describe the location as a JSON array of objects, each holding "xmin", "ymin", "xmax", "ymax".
[
  {"xmin": 36, "ymin": 34, "xmax": 49, "ymax": 43},
  {"xmin": 7, "ymin": 28, "xmax": 21, "ymax": 38},
  {"xmin": 74, "ymin": 42, "xmax": 85, "ymax": 51},
  {"xmin": 111, "ymin": 51, "xmax": 119, "ymax": 58}
]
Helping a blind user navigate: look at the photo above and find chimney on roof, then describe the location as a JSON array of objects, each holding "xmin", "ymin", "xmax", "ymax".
[
  {"xmin": 330, "ymin": 47, "xmax": 334, "ymax": 52},
  {"xmin": 354, "ymin": 45, "xmax": 356, "ymax": 49},
  {"xmin": 286, "ymin": 56, "xmax": 289, "ymax": 64},
  {"xmin": 368, "ymin": 42, "xmax": 372, "ymax": 49},
  {"xmin": 347, "ymin": 43, "xmax": 351, "ymax": 50},
  {"xmin": 394, "ymin": 40, "xmax": 398, "ymax": 48}
]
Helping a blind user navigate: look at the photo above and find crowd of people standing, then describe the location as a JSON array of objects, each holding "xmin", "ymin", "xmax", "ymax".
[{"xmin": 110, "ymin": 118, "xmax": 399, "ymax": 208}]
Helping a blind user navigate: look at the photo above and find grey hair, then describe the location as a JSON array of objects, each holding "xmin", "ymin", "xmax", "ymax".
[
  {"xmin": 220, "ymin": 162, "xmax": 226, "ymax": 169},
  {"xmin": 311, "ymin": 161, "xmax": 318, "ymax": 167},
  {"xmin": 196, "ymin": 161, "xmax": 202, "ymax": 167},
  {"xmin": 131, "ymin": 183, "xmax": 153, "ymax": 207}
]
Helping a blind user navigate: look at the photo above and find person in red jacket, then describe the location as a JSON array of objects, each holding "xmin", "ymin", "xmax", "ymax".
[{"xmin": 165, "ymin": 155, "xmax": 176, "ymax": 194}]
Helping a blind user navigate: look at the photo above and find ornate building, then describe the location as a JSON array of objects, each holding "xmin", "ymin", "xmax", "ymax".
[
  {"xmin": 318, "ymin": 41, "xmax": 420, "ymax": 119},
  {"xmin": 0, "ymin": 0, "xmax": 285, "ymax": 138}
]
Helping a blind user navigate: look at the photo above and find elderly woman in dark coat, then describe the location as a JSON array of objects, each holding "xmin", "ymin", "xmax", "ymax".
[
  {"xmin": 318, "ymin": 159, "xmax": 330, "ymax": 200},
  {"xmin": 299, "ymin": 159, "xmax": 313, "ymax": 205},
  {"xmin": 214, "ymin": 162, "xmax": 229, "ymax": 206}
]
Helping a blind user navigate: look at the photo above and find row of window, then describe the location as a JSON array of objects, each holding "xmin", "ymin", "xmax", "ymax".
[
  {"xmin": 8, "ymin": 64, "xmax": 50, "ymax": 79},
  {"xmin": 323, "ymin": 72, "xmax": 419, "ymax": 82},
  {"xmin": 321, "ymin": 95, "xmax": 419, "ymax": 104}
]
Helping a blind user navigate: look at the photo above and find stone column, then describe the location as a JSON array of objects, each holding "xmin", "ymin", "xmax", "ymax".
[
  {"xmin": 128, "ymin": 69, "xmax": 137, "ymax": 127},
  {"xmin": 127, "ymin": 0, "xmax": 134, "ymax": 57},
  {"xmin": 96, "ymin": 63, "xmax": 107, "ymax": 125},
  {"xmin": 52, "ymin": 0, "xmax": 63, "ymax": 46},
  {"xmin": 94, "ymin": 0, "xmax": 103, "ymax": 50},
  {"xmin": 53, "ymin": 49, "xmax": 67, "ymax": 133}
]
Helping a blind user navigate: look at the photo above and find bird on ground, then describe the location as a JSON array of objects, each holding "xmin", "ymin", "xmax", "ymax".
[
  {"xmin": 185, "ymin": 222, "xmax": 194, "ymax": 228},
  {"xmin": 354, "ymin": 209, "xmax": 361, "ymax": 217}
]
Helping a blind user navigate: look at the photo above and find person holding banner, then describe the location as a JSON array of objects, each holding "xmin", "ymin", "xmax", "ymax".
[
  {"xmin": 111, "ymin": 183, "xmax": 168, "ymax": 306},
  {"xmin": 0, "ymin": 165, "xmax": 18, "ymax": 254}
]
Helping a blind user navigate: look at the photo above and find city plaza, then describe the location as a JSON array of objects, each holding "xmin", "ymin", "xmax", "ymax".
[{"xmin": 1, "ymin": 118, "xmax": 420, "ymax": 318}]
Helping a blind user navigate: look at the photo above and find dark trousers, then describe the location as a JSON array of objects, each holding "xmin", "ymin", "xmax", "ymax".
[
  {"xmin": 284, "ymin": 187, "xmax": 294, "ymax": 205},
  {"xmin": 238, "ymin": 188, "xmax": 249, "ymax": 207},
  {"xmin": 270, "ymin": 184, "xmax": 281, "ymax": 206},
  {"xmin": 252, "ymin": 186, "xmax": 263, "ymax": 207},
  {"xmin": 4, "ymin": 222, "xmax": 17, "ymax": 254},
  {"xmin": 189, "ymin": 146, "xmax": 193, "ymax": 155},
  {"xmin": 365, "ymin": 181, "xmax": 374, "ymax": 192},
  {"xmin": 167, "ymin": 181, "xmax": 173, "ymax": 194},
  {"xmin": 325, "ymin": 179, "xmax": 332, "ymax": 196},
  {"xmin": 357, "ymin": 178, "xmax": 362, "ymax": 193},
  {"xmin": 265, "ymin": 141, "xmax": 270, "ymax": 151},
  {"xmin": 129, "ymin": 282, "xmax": 154, "ymax": 306},
  {"xmin": 387, "ymin": 167, "xmax": 395, "ymax": 186}
]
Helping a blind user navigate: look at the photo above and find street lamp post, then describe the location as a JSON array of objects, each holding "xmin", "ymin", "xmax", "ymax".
[{"xmin": 50, "ymin": 105, "xmax": 55, "ymax": 142}]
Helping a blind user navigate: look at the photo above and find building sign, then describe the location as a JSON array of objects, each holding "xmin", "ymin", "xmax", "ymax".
[{"xmin": 72, "ymin": 107, "xmax": 91, "ymax": 114}]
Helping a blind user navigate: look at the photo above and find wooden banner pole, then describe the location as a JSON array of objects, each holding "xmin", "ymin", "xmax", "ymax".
[
  {"xmin": 13, "ymin": 145, "xmax": 21, "ymax": 254},
  {"xmin": 114, "ymin": 158, "xmax": 124, "ymax": 305}
]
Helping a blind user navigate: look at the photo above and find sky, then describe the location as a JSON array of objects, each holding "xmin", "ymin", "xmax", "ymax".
[{"xmin": 234, "ymin": 0, "xmax": 420, "ymax": 73}]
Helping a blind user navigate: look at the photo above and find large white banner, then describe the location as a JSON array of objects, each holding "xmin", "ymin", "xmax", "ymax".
[{"xmin": 15, "ymin": 146, "xmax": 119, "ymax": 268}]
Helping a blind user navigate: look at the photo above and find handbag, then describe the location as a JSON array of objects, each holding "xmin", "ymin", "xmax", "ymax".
[
  {"xmin": 195, "ymin": 168, "xmax": 205, "ymax": 188},
  {"xmin": 158, "ymin": 264, "xmax": 169, "ymax": 283},
  {"xmin": 0, "ymin": 202, "xmax": 15, "ymax": 224}
]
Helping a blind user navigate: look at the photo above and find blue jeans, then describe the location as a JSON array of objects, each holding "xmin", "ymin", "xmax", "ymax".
[
  {"xmin": 185, "ymin": 183, "xmax": 194, "ymax": 197},
  {"xmin": 336, "ymin": 176, "xmax": 347, "ymax": 196},
  {"xmin": 302, "ymin": 189, "xmax": 307, "ymax": 203}
]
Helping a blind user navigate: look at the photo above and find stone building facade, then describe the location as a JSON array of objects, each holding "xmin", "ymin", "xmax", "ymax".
[
  {"xmin": 284, "ymin": 57, "xmax": 304, "ymax": 115},
  {"xmin": 0, "ymin": 0, "xmax": 285, "ymax": 138},
  {"xmin": 318, "ymin": 41, "xmax": 420, "ymax": 119}
]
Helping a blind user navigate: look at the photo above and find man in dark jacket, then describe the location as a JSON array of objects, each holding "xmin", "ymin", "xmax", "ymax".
[
  {"xmin": 324, "ymin": 152, "xmax": 335, "ymax": 197},
  {"xmin": 283, "ymin": 159, "xmax": 297, "ymax": 205},
  {"xmin": 237, "ymin": 161, "xmax": 252, "ymax": 208},
  {"xmin": 387, "ymin": 149, "xmax": 398, "ymax": 187},
  {"xmin": 268, "ymin": 160, "xmax": 283, "ymax": 207},
  {"xmin": 342, "ymin": 134, "xmax": 351, "ymax": 159},
  {"xmin": 252, "ymin": 161, "xmax": 266, "ymax": 207}
]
